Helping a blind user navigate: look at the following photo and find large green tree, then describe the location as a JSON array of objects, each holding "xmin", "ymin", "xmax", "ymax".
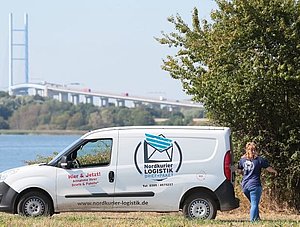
[{"xmin": 157, "ymin": 0, "xmax": 300, "ymax": 210}]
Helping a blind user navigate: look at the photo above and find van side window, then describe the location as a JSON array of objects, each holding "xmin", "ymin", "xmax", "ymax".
[{"xmin": 76, "ymin": 139, "xmax": 112, "ymax": 167}]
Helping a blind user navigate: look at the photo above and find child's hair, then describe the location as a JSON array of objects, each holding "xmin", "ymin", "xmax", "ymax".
[{"xmin": 245, "ymin": 142, "xmax": 257, "ymax": 160}]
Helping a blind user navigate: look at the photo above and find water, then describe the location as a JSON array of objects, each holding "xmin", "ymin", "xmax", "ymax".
[{"xmin": 0, "ymin": 134, "xmax": 81, "ymax": 172}]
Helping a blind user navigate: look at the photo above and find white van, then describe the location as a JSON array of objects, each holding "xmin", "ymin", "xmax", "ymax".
[{"xmin": 0, "ymin": 126, "xmax": 239, "ymax": 219}]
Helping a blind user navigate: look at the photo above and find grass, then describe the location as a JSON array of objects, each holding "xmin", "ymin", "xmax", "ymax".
[
  {"xmin": 0, "ymin": 183, "xmax": 298, "ymax": 226},
  {"xmin": 0, "ymin": 211, "xmax": 299, "ymax": 227}
]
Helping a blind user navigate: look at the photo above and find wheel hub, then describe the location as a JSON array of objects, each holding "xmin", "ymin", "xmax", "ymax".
[
  {"xmin": 189, "ymin": 199, "xmax": 210, "ymax": 219},
  {"xmin": 24, "ymin": 197, "xmax": 45, "ymax": 216}
]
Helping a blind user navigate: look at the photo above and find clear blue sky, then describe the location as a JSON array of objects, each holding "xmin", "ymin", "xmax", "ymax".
[{"xmin": 0, "ymin": 0, "xmax": 217, "ymax": 100}]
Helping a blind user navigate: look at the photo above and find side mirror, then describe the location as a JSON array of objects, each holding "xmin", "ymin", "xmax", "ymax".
[{"xmin": 59, "ymin": 155, "xmax": 71, "ymax": 169}]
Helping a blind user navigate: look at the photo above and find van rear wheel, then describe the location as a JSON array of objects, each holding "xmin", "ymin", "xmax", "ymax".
[
  {"xmin": 17, "ymin": 191, "xmax": 53, "ymax": 217},
  {"xmin": 183, "ymin": 193, "xmax": 217, "ymax": 219}
]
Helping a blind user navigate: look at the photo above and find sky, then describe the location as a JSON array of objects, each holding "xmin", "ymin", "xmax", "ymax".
[{"xmin": 0, "ymin": 0, "xmax": 217, "ymax": 101}]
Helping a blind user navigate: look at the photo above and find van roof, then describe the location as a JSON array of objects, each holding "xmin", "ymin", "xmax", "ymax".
[{"xmin": 82, "ymin": 126, "xmax": 230, "ymax": 138}]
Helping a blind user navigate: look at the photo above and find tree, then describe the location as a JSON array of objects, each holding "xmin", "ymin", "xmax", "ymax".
[
  {"xmin": 88, "ymin": 111, "xmax": 104, "ymax": 129},
  {"xmin": 0, "ymin": 116, "xmax": 9, "ymax": 129},
  {"xmin": 50, "ymin": 113, "xmax": 70, "ymax": 130},
  {"xmin": 132, "ymin": 108, "xmax": 155, "ymax": 125},
  {"xmin": 9, "ymin": 104, "xmax": 41, "ymax": 129},
  {"xmin": 115, "ymin": 107, "xmax": 134, "ymax": 126},
  {"xmin": 164, "ymin": 112, "xmax": 185, "ymax": 126},
  {"xmin": 99, "ymin": 108, "xmax": 116, "ymax": 128},
  {"xmin": 157, "ymin": 0, "xmax": 300, "ymax": 210},
  {"xmin": 0, "ymin": 91, "xmax": 9, "ymax": 98},
  {"xmin": 0, "ymin": 105, "xmax": 12, "ymax": 120},
  {"xmin": 67, "ymin": 112, "xmax": 85, "ymax": 129}
]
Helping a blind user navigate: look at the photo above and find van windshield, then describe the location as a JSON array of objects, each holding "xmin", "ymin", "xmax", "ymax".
[{"xmin": 47, "ymin": 138, "xmax": 83, "ymax": 166}]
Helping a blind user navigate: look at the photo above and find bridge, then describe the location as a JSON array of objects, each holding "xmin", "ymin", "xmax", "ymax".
[
  {"xmin": 10, "ymin": 82, "xmax": 203, "ymax": 109},
  {"xmin": 7, "ymin": 14, "xmax": 202, "ymax": 110}
]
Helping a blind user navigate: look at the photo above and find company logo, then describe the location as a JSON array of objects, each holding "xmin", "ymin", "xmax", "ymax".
[{"xmin": 134, "ymin": 133, "xmax": 182, "ymax": 181}]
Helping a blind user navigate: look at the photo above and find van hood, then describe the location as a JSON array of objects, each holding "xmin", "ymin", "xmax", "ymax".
[
  {"xmin": 0, "ymin": 163, "xmax": 47, "ymax": 175},
  {"xmin": 0, "ymin": 163, "xmax": 49, "ymax": 183}
]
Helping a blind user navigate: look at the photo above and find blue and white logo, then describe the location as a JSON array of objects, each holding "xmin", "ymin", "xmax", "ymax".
[
  {"xmin": 144, "ymin": 133, "xmax": 173, "ymax": 163},
  {"xmin": 134, "ymin": 133, "xmax": 182, "ymax": 181}
]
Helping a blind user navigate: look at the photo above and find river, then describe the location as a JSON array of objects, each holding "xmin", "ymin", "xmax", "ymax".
[{"xmin": 0, "ymin": 134, "xmax": 81, "ymax": 172}]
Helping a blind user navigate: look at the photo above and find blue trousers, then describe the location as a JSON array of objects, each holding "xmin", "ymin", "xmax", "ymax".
[{"xmin": 243, "ymin": 186, "xmax": 262, "ymax": 221}]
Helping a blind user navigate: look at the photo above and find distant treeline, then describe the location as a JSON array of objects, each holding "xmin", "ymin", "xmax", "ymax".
[{"xmin": 0, "ymin": 91, "xmax": 206, "ymax": 130}]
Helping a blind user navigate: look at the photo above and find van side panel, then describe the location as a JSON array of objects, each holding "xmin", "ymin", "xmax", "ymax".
[
  {"xmin": 114, "ymin": 129, "xmax": 182, "ymax": 211},
  {"xmin": 114, "ymin": 128, "xmax": 229, "ymax": 212}
]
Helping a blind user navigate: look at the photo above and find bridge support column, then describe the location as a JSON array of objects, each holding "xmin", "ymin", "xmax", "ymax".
[
  {"xmin": 115, "ymin": 99, "xmax": 125, "ymax": 107},
  {"xmin": 164, "ymin": 105, "xmax": 178, "ymax": 111},
  {"xmin": 85, "ymin": 95, "xmax": 93, "ymax": 104},
  {"xmin": 33, "ymin": 89, "xmax": 44, "ymax": 96},
  {"xmin": 31, "ymin": 88, "xmax": 37, "ymax": 96},
  {"xmin": 44, "ymin": 90, "xmax": 51, "ymax": 98},
  {"xmin": 58, "ymin": 92, "xmax": 68, "ymax": 102},
  {"xmin": 170, "ymin": 106, "xmax": 179, "ymax": 111},
  {"xmin": 100, "ymin": 97, "xmax": 109, "ymax": 107},
  {"xmin": 133, "ymin": 101, "xmax": 142, "ymax": 108},
  {"xmin": 43, "ymin": 87, "xmax": 48, "ymax": 97},
  {"xmin": 71, "ymin": 94, "xmax": 79, "ymax": 105},
  {"xmin": 149, "ymin": 103, "xmax": 160, "ymax": 109},
  {"xmin": 46, "ymin": 90, "xmax": 56, "ymax": 99}
]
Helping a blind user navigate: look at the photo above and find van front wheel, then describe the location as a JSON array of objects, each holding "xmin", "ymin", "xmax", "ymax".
[
  {"xmin": 17, "ymin": 191, "xmax": 53, "ymax": 217},
  {"xmin": 183, "ymin": 193, "xmax": 217, "ymax": 219}
]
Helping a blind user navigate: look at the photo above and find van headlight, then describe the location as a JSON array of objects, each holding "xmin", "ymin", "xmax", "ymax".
[{"xmin": 0, "ymin": 169, "xmax": 19, "ymax": 182}]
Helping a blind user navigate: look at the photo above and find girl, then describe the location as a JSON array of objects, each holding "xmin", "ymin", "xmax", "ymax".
[{"xmin": 237, "ymin": 142, "xmax": 277, "ymax": 221}]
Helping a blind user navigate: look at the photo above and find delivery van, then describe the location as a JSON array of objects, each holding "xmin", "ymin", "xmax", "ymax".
[{"xmin": 0, "ymin": 126, "xmax": 239, "ymax": 219}]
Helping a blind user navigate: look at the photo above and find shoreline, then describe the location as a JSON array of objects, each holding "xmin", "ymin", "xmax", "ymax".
[{"xmin": 0, "ymin": 129, "xmax": 86, "ymax": 135}]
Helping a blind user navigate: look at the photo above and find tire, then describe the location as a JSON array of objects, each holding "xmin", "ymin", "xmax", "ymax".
[
  {"xmin": 17, "ymin": 191, "xmax": 53, "ymax": 217},
  {"xmin": 183, "ymin": 193, "xmax": 217, "ymax": 219}
]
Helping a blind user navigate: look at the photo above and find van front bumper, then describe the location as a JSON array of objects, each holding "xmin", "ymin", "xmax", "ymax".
[
  {"xmin": 215, "ymin": 180, "xmax": 240, "ymax": 211},
  {"xmin": 0, "ymin": 182, "xmax": 18, "ymax": 213}
]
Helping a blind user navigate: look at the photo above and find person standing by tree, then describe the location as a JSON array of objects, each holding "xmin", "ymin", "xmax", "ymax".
[{"xmin": 237, "ymin": 142, "xmax": 277, "ymax": 222}]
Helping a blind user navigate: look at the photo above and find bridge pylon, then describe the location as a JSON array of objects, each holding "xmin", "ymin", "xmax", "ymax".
[{"xmin": 8, "ymin": 13, "xmax": 29, "ymax": 95}]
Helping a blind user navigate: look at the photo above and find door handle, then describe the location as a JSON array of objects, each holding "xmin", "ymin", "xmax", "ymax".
[{"xmin": 108, "ymin": 171, "xmax": 114, "ymax": 183}]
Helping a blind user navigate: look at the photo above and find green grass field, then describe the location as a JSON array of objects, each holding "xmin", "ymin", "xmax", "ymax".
[
  {"xmin": 0, "ymin": 211, "xmax": 299, "ymax": 227},
  {"xmin": 0, "ymin": 187, "xmax": 299, "ymax": 226}
]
